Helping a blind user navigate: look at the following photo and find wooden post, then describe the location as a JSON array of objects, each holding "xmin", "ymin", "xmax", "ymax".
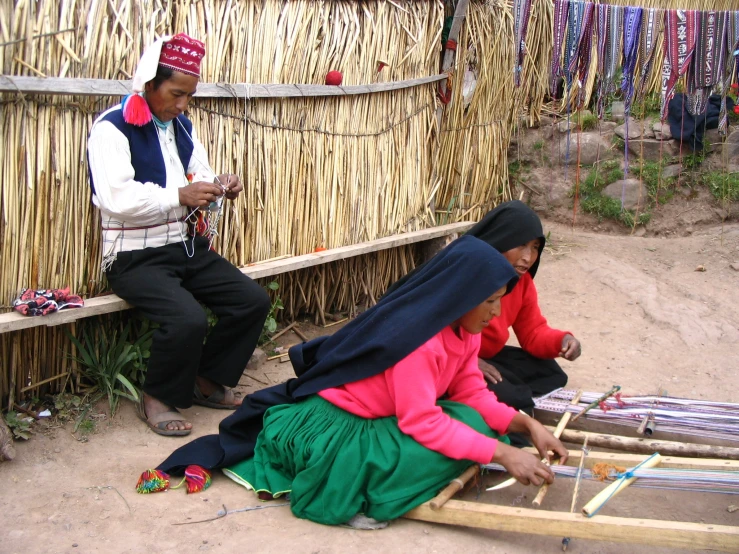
[
  {"xmin": 403, "ymin": 499, "xmax": 739, "ymax": 553},
  {"xmin": 555, "ymin": 428, "xmax": 739, "ymax": 460},
  {"xmin": 436, "ymin": 0, "xmax": 471, "ymax": 129}
]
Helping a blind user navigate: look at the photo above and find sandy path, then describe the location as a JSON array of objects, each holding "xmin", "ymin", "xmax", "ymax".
[{"xmin": 2, "ymin": 222, "xmax": 738, "ymax": 554}]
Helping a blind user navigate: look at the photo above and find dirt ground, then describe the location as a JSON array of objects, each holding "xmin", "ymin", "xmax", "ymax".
[{"xmin": 2, "ymin": 219, "xmax": 739, "ymax": 554}]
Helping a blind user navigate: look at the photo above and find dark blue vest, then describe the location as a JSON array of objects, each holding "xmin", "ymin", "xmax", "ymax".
[{"xmin": 89, "ymin": 105, "xmax": 195, "ymax": 194}]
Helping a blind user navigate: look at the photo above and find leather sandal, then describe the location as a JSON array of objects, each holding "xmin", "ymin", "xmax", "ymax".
[
  {"xmin": 192, "ymin": 383, "xmax": 240, "ymax": 410},
  {"xmin": 135, "ymin": 393, "xmax": 191, "ymax": 437}
]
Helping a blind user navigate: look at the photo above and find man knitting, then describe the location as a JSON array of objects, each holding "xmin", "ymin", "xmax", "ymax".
[{"xmin": 87, "ymin": 34, "xmax": 269, "ymax": 436}]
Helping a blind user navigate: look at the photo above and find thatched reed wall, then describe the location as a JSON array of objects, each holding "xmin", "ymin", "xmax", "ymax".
[{"xmin": 2, "ymin": 0, "xmax": 738, "ymax": 404}]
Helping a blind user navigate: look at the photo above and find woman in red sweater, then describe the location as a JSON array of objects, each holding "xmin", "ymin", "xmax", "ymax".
[
  {"xmin": 222, "ymin": 236, "xmax": 568, "ymax": 527},
  {"xmin": 471, "ymin": 201, "xmax": 582, "ymax": 413}
]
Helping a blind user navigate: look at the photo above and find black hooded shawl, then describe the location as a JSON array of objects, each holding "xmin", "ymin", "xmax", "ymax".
[
  {"xmin": 157, "ymin": 235, "xmax": 518, "ymax": 473},
  {"xmin": 385, "ymin": 200, "xmax": 545, "ymax": 297}
]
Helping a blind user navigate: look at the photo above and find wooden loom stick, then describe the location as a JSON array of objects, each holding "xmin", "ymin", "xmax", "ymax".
[
  {"xmin": 554, "ymin": 429, "xmax": 739, "ymax": 460},
  {"xmin": 429, "ymin": 464, "xmax": 479, "ymax": 511},
  {"xmin": 571, "ymin": 385, "xmax": 621, "ymax": 422},
  {"xmin": 581, "ymin": 453, "xmax": 663, "ymax": 517},
  {"xmin": 562, "ymin": 436, "xmax": 589, "ymax": 551},
  {"xmin": 532, "ymin": 390, "xmax": 584, "ymax": 508},
  {"xmin": 403, "ymin": 499, "xmax": 739, "ymax": 553}
]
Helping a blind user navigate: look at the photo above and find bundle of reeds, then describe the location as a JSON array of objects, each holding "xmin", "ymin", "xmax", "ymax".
[
  {"xmin": 435, "ymin": 0, "xmax": 519, "ymax": 223},
  {"xmin": 0, "ymin": 0, "xmax": 454, "ymax": 404}
]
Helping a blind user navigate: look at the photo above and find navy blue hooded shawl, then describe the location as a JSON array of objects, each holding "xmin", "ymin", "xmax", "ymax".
[
  {"xmin": 385, "ymin": 200, "xmax": 545, "ymax": 298},
  {"xmin": 157, "ymin": 235, "xmax": 518, "ymax": 473}
]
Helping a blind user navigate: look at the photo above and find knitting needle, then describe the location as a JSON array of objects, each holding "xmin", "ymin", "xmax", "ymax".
[{"xmin": 571, "ymin": 385, "xmax": 621, "ymax": 422}]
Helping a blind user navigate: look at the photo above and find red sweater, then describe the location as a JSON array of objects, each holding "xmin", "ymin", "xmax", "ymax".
[
  {"xmin": 319, "ymin": 326, "xmax": 517, "ymax": 465},
  {"xmin": 479, "ymin": 272, "xmax": 569, "ymax": 360}
]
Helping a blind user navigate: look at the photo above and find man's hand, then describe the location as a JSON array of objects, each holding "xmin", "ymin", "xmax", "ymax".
[
  {"xmin": 179, "ymin": 181, "xmax": 224, "ymax": 208},
  {"xmin": 217, "ymin": 174, "xmax": 243, "ymax": 200},
  {"xmin": 492, "ymin": 443, "xmax": 554, "ymax": 486},
  {"xmin": 560, "ymin": 334, "xmax": 582, "ymax": 361},
  {"xmin": 478, "ymin": 358, "xmax": 503, "ymax": 384}
]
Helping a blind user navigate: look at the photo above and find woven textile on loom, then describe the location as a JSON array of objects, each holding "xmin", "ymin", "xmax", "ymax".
[{"xmin": 534, "ymin": 389, "xmax": 739, "ymax": 444}]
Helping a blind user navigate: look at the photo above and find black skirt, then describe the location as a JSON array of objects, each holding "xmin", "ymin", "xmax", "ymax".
[{"xmin": 484, "ymin": 345, "xmax": 567, "ymax": 413}]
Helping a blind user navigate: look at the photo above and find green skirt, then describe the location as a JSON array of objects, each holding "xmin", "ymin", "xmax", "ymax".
[{"xmin": 223, "ymin": 395, "xmax": 508, "ymax": 525}]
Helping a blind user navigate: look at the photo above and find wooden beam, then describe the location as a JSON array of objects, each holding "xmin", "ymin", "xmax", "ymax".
[
  {"xmin": 404, "ymin": 500, "xmax": 739, "ymax": 553},
  {"xmin": 0, "ymin": 222, "xmax": 474, "ymax": 333},
  {"xmin": 556, "ymin": 428, "xmax": 739, "ymax": 461},
  {"xmin": 0, "ymin": 74, "xmax": 446, "ymax": 98},
  {"xmin": 532, "ymin": 448, "xmax": 739, "ymax": 471}
]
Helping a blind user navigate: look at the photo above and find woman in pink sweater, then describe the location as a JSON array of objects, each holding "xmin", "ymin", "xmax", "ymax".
[{"xmin": 223, "ymin": 236, "xmax": 567, "ymax": 527}]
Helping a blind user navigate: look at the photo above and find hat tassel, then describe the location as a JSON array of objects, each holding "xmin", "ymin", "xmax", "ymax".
[{"xmin": 123, "ymin": 93, "xmax": 152, "ymax": 126}]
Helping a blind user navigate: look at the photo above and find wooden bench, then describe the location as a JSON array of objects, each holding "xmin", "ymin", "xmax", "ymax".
[{"xmin": 0, "ymin": 222, "xmax": 473, "ymax": 334}]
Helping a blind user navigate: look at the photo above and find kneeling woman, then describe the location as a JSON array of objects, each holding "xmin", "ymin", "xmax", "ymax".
[{"xmin": 222, "ymin": 236, "xmax": 567, "ymax": 526}]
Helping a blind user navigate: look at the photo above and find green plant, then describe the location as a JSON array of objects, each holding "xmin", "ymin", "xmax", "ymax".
[
  {"xmin": 632, "ymin": 92, "xmax": 661, "ymax": 119},
  {"xmin": 532, "ymin": 140, "xmax": 544, "ymax": 151},
  {"xmin": 127, "ymin": 315, "xmax": 156, "ymax": 389},
  {"xmin": 259, "ymin": 281, "xmax": 284, "ymax": 346},
  {"xmin": 580, "ymin": 112, "xmax": 598, "ymax": 131},
  {"xmin": 66, "ymin": 319, "xmax": 151, "ymax": 416},
  {"xmin": 4, "ymin": 411, "xmax": 32, "ymax": 440},
  {"xmin": 682, "ymin": 149, "xmax": 707, "ymax": 169},
  {"xmin": 638, "ymin": 161, "xmax": 676, "ymax": 204},
  {"xmin": 577, "ymin": 161, "xmax": 652, "ymax": 227},
  {"xmin": 702, "ymin": 171, "xmax": 739, "ymax": 201}
]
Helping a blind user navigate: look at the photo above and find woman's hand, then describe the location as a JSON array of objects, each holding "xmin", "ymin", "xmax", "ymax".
[
  {"xmin": 560, "ymin": 334, "xmax": 582, "ymax": 361},
  {"xmin": 527, "ymin": 419, "xmax": 569, "ymax": 465},
  {"xmin": 492, "ymin": 442, "xmax": 554, "ymax": 486},
  {"xmin": 478, "ymin": 358, "xmax": 503, "ymax": 384},
  {"xmin": 506, "ymin": 413, "xmax": 569, "ymax": 465}
]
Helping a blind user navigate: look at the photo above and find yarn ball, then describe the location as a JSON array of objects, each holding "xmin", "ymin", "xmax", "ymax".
[{"xmin": 325, "ymin": 71, "xmax": 343, "ymax": 86}]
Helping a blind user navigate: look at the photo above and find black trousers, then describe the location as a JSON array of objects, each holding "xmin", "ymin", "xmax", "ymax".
[
  {"xmin": 106, "ymin": 237, "xmax": 270, "ymax": 408},
  {"xmin": 484, "ymin": 346, "xmax": 568, "ymax": 414}
]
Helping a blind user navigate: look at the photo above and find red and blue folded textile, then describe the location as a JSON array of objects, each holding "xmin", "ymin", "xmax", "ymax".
[{"xmin": 12, "ymin": 287, "xmax": 84, "ymax": 316}]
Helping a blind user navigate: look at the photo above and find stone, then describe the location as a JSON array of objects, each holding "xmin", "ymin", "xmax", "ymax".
[
  {"xmin": 723, "ymin": 130, "xmax": 739, "ymax": 172},
  {"xmin": 611, "ymin": 101, "xmax": 625, "ymax": 121},
  {"xmin": 538, "ymin": 115, "xmax": 555, "ymax": 128},
  {"xmin": 556, "ymin": 110, "xmax": 594, "ymax": 133},
  {"xmin": 627, "ymin": 138, "xmax": 680, "ymax": 161},
  {"xmin": 615, "ymin": 117, "xmax": 643, "ymax": 140},
  {"xmin": 602, "ymin": 179, "xmax": 649, "ymax": 211},
  {"xmin": 557, "ymin": 132, "xmax": 612, "ymax": 165},
  {"xmin": 641, "ymin": 122, "xmax": 656, "ymax": 139},
  {"xmin": 730, "ymin": 263, "xmax": 739, "ymax": 272},
  {"xmin": 653, "ymin": 121, "xmax": 672, "ymax": 140},
  {"xmin": 599, "ymin": 121, "xmax": 618, "ymax": 133},
  {"xmin": 633, "ymin": 226, "xmax": 647, "ymax": 237},
  {"xmin": 246, "ymin": 348, "xmax": 267, "ymax": 371},
  {"xmin": 715, "ymin": 208, "xmax": 729, "ymax": 221},
  {"xmin": 703, "ymin": 128, "xmax": 720, "ymax": 152},
  {"xmin": 661, "ymin": 163, "xmax": 682, "ymax": 180}
]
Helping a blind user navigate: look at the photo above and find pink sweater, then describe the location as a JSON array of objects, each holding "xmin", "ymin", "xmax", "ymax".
[{"xmin": 318, "ymin": 326, "xmax": 518, "ymax": 464}]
